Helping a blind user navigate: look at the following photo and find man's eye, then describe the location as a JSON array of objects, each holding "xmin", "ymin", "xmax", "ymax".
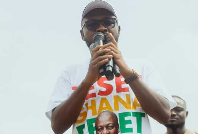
[
  {"xmin": 107, "ymin": 126, "xmax": 114, "ymax": 130},
  {"xmin": 173, "ymin": 107, "xmax": 184, "ymax": 112},
  {"xmin": 104, "ymin": 20, "xmax": 115, "ymax": 27},
  {"xmin": 175, "ymin": 109, "xmax": 183, "ymax": 112},
  {"xmin": 87, "ymin": 22, "xmax": 96, "ymax": 27},
  {"xmin": 104, "ymin": 20, "xmax": 112, "ymax": 24},
  {"xmin": 97, "ymin": 127, "xmax": 103, "ymax": 132}
]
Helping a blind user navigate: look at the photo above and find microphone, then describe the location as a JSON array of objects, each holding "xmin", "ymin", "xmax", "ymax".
[
  {"xmin": 90, "ymin": 32, "xmax": 121, "ymax": 80},
  {"xmin": 104, "ymin": 33, "xmax": 114, "ymax": 80},
  {"xmin": 104, "ymin": 33, "xmax": 120, "ymax": 78},
  {"xmin": 113, "ymin": 62, "xmax": 120, "ymax": 77},
  {"xmin": 91, "ymin": 32, "xmax": 105, "ymax": 76}
]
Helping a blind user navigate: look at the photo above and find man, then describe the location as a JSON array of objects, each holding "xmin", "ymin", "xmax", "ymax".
[
  {"xmin": 45, "ymin": 0, "xmax": 176, "ymax": 134},
  {"xmin": 95, "ymin": 111, "xmax": 119, "ymax": 134},
  {"xmin": 164, "ymin": 95, "xmax": 197, "ymax": 134}
]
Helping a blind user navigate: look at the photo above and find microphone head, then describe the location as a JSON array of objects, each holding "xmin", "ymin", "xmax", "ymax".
[
  {"xmin": 93, "ymin": 32, "xmax": 104, "ymax": 42},
  {"xmin": 105, "ymin": 70, "xmax": 114, "ymax": 80}
]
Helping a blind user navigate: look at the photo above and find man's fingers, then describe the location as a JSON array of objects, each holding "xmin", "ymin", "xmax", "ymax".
[
  {"xmin": 106, "ymin": 46, "xmax": 119, "ymax": 54},
  {"xmin": 91, "ymin": 45, "xmax": 103, "ymax": 56},
  {"xmin": 96, "ymin": 58, "xmax": 109, "ymax": 67},
  {"xmin": 92, "ymin": 48, "xmax": 111, "ymax": 59},
  {"xmin": 108, "ymin": 33, "xmax": 117, "ymax": 46},
  {"xmin": 101, "ymin": 42, "xmax": 117, "ymax": 50},
  {"xmin": 92, "ymin": 55, "xmax": 113, "ymax": 66}
]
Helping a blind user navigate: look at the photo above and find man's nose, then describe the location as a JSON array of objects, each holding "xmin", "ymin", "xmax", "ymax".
[
  {"xmin": 96, "ymin": 23, "xmax": 108, "ymax": 33},
  {"xmin": 102, "ymin": 128, "xmax": 109, "ymax": 134},
  {"xmin": 171, "ymin": 110, "xmax": 177, "ymax": 116}
]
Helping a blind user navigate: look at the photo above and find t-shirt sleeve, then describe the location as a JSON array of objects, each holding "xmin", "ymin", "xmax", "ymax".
[
  {"xmin": 45, "ymin": 68, "xmax": 73, "ymax": 120},
  {"xmin": 142, "ymin": 61, "xmax": 177, "ymax": 110}
]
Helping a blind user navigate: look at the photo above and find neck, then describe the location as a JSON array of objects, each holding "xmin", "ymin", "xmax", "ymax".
[{"xmin": 166, "ymin": 126, "xmax": 186, "ymax": 134}]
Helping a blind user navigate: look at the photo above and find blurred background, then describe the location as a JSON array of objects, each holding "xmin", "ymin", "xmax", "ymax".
[{"xmin": 0, "ymin": 0, "xmax": 197, "ymax": 133}]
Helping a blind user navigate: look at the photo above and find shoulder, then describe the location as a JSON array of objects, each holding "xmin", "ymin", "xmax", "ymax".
[{"xmin": 185, "ymin": 129, "xmax": 198, "ymax": 134}]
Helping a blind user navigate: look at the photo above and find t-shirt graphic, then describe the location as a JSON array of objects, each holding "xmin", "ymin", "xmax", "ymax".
[{"xmin": 45, "ymin": 58, "xmax": 176, "ymax": 134}]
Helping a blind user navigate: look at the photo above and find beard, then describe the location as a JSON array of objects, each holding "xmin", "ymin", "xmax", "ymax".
[
  {"xmin": 85, "ymin": 33, "xmax": 119, "ymax": 48},
  {"xmin": 165, "ymin": 121, "xmax": 185, "ymax": 130}
]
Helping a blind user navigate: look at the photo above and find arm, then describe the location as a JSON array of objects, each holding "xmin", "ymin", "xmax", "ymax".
[
  {"xmin": 51, "ymin": 45, "xmax": 113, "ymax": 134},
  {"xmin": 124, "ymin": 71, "xmax": 170, "ymax": 124},
  {"xmin": 103, "ymin": 33, "xmax": 170, "ymax": 124}
]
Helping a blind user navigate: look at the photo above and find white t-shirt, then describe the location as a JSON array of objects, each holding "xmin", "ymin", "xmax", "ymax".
[{"xmin": 46, "ymin": 57, "xmax": 176, "ymax": 134}]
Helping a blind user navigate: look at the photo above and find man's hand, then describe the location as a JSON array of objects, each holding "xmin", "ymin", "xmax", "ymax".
[
  {"xmin": 84, "ymin": 44, "xmax": 113, "ymax": 85},
  {"xmin": 101, "ymin": 33, "xmax": 133, "ymax": 79},
  {"xmin": 51, "ymin": 45, "xmax": 113, "ymax": 133},
  {"xmin": 100, "ymin": 33, "xmax": 171, "ymax": 125}
]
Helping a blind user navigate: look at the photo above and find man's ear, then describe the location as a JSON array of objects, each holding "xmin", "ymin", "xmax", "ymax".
[
  {"xmin": 186, "ymin": 111, "xmax": 188, "ymax": 117},
  {"xmin": 80, "ymin": 30, "xmax": 85, "ymax": 41},
  {"xmin": 118, "ymin": 25, "xmax": 121, "ymax": 35}
]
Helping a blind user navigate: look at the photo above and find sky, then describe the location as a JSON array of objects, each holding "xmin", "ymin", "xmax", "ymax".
[{"xmin": 0, "ymin": 0, "xmax": 198, "ymax": 134}]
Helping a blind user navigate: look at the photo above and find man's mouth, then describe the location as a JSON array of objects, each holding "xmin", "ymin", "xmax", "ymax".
[{"xmin": 169, "ymin": 118, "xmax": 178, "ymax": 121}]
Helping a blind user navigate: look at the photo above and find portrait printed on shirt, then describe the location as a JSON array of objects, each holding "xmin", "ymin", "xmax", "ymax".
[{"xmin": 73, "ymin": 75, "xmax": 148, "ymax": 134}]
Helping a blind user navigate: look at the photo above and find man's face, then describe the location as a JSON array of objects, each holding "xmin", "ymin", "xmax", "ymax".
[
  {"xmin": 95, "ymin": 112, "xmax": 119, "ymax": 134},
  {"xmin": 165, "ymin": 97, "xmax": 188, "ymax": 128},
  {"xmin": 81, "ymin": 9, "xmax": 120, "ymax": 48}
]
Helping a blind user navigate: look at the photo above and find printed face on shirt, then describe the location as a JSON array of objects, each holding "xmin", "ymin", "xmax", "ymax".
[
  {"xmin": 80, "ymin": 9, "xmax": 120, "ymax": 48},
  {"xmin": 95, "ymin": 111, "xmax": 119, "ymax": 134},
  {"xmin": 166, "ymin": 96, "xmax": 188, "ymax": 127}
]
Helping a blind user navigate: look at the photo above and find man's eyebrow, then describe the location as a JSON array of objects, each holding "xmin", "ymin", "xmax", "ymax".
[
  {"xmin": 173, "ymin": 107, "xmax": 184, "ymax": 110},
  {"xmin": 107, "ymin": 123, "xmax": 114, "ymax": 126}
]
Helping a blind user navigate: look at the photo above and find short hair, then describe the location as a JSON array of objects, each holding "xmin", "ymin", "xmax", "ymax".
[
  {"xmin": 95, "ymin": 110, "xmax": 119, "ymax": 128},
  {"xmin": 172, "ymin": 95, "xmax": 187, "ymax": 109}
]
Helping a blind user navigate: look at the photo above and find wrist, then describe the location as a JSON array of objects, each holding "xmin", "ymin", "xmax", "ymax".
[
  {"xmin": 83, "ymin": 73, "xmax": 97, "ymax": 86},
  {"xmin": 119, "ymin": 63, "xmax": 132, "ymax": 78},
  {"xmin": 116, "ymin": 58, "xmax": 133, "ymax": 78},
  {"xmin": 82, "ymin": 78, "xmax": 94, "ymax": 88},
  {"xmin": 121, "ymin": 69, "xmax": 133, "ymax": 79},
  {"xmin": 124, "ymin": 69, "xmax": 139, "ymax": 84}
]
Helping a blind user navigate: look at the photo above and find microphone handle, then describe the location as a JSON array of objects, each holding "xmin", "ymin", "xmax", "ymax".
[
  {"xmin": 99, "ymin": 65, "xmax": 105, "ymax": 76},
  {"xmin": 113, "ymin": 61, "xmax": 120, "ymax": 77},
  {"xmin": 105, "ymin": 58, "xmax": 114, "ymax": 80},
  {"xmin": 104, "ymin": 33, "xmax": 120, "ymax": 79},
  {"xmin": 93, "ymin": 34, "xmax": 106, "ymax": 76}
]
